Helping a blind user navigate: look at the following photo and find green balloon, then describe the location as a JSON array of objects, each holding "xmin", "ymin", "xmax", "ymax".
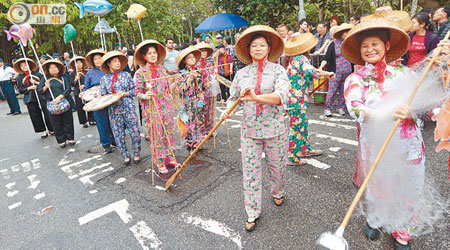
[{"xmin": 63, "ymin": 24, "xmax": 77, "ymax": 44}]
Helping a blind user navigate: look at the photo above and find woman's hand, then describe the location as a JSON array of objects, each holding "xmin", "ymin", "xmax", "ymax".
[
  {"xmin": 121, "ymin": 92, "xmax": 130, "ymax": 98},
  {"xmin": 28, "ymin": 85, "xmax": 37, "ymax": 91},
  {"xmin": 240, "ymin": 87, "xmax": 258, "ymax": 102},
  {"xmin": 174, "ymin": 74, "xmax": 182, "ymax": 83},
  {"xmin": 438, "ymin": 40, "xmax": 450, "ymax": 55},
  {"xmin": 75, "ymin": 73, "xmax": 81, "ymax": 81},
  {"xmin": 55, "ymin": 95, "xmax": 64, "ymax": 102},
  {"xmin": 221, "ymin": 109, "xmax": 236, "ymax": 120},
  {"xmin": 393, "ymin": 104, "xmax": 411, "ymax": 120},
  {"xmin": 79, "ymin": 84, "xmax": 84, "ymax": 91},
  {"xmin": 44, "ymin": 80, "xmax": 51, "ymax": 89},
  {"xmin": 30, "ymin": 78, "xmax": 39, "ymax": 85},
  {"xmin": 144, "ymin": 91, "xmax": 154, "ymax": 100}
]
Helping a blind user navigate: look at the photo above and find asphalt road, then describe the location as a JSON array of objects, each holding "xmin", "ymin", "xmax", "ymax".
[{"xmin": 0, "ymin": 98, "xmax": 449, "ymax": 250}]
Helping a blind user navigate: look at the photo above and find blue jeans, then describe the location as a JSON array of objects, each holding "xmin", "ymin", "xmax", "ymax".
[
  {"xmin": 0, "ymin": 80, "xmax": 21, "ymax": 113},
  {"xmin": 93, "ymin": 107, "xmax": 115, "ymax": 147}
]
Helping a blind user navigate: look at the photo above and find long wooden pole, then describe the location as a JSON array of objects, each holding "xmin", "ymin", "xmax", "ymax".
[
  {"xmin": 165, "ymin": 96, "xmax": 242, "ymax": 190},
  {"xmin": 338, "ymin": 30, "xmax": 450, "ymax": 230}
]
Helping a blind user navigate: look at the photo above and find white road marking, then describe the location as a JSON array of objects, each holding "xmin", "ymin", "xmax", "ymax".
[
  {"xmin": 319, "ymin": 115, "xmax": 355, "ymax": 122},
  {"xmin": 77, "ymin": 163, "xmax": 111, "ymax": 178},
  {"xmin": 34, "ymin": 192, "xmax": 46, "ymax": 200},
  {"xmin": 182, "ymin": 213, "xmax": 242, "ymax": 249},
  {"xmin": 43, "ymin": 146, "xmax": 50, "ymax": 149},
  {"xmin": 0, "ymin": 158, "xmax": 10, "ymax": 162},
  {"xmin": 79, "ymin": 199, "xmax": 132, "ymax": 225},
  {"xmin": 115, "ymin": 178, "xmax": 126, "ymax": 184},
  {"xmin": 306, "ymin": 159, "xmax": 331, "ymax": 170},
  {"xmin": 21, "ymin": 162, "xmax": 32, "ymax": 172},
  {"xmin": 5, "ymin": 182, "xmax": 15, "ymax": 189},
  {"xmin": 60, "ymin": 155, "xmax": 102, "ymax": 178},
  {"xmin": 27, "ymin": 175, "xmax": 40, "ymax": 189},
  {"xmin": 129, "ymin": 220, "xmax": 162, "ymax": 250},
  {"xmin": 309, "ymin": 119, "xmax": 356, "ymax": 130},
  {"xmin": 231, "ymin": 124, "xmax": 241, "ymax": 129},
  {"xmin": 313, "ymin": 133, "xmax": 358, "ymax": 146},
  {"xmin": 7, "ymin": 190, "xmax": 19, "ymax": 197},
  {"xmin": 329, "ymin": 147, "xmax": 341, "ymax": 152},
  {"xmin": 31, "ymin": 159, "xmax": 41, "ymax": 169},
  {"xmin": 154, "ymin": 186, "xmax": 164, "ymax": 191},
  {"xmin": 87, "ymin": 134, "xmax": 94, "ymax": 138},
  {"xmin": 11, "ymin": 165, "xmax": 20, "ymax": 172},
  {"xmin": 0, "ymin": 169, "xmax": 8, "ymax": 175},
  {"xmin": 8, "ymin": 202, "xmax": 22, "ymax": 210},
  {"xmin": 89, "ymin": 190, "xmax": 98, "ymax": 194}
]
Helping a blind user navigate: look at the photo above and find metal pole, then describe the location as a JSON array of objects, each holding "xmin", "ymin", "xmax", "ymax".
[{"xmin": 298, "ymin": 0, "xmax": 306, "ymax": 23}]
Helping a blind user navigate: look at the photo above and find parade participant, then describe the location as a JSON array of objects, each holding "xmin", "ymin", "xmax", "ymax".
[
  {"xmin": 284, "ymin": 33, "xmax": 335, "ymax": 165},
  {"xmin": 0, "ymin": 57, "xmax": 21, "ymax": 115},
  {"xmin": 134, "ymin": 40, "xmax": 177, "ymax": 173},
  {"xmin": 216, "ymin": 44, "xmax": 233, "ymax": 100},
  {"xmin": 15, "ymin": 58, "xmax": 54, "ymax": 139},
  {"xmin": 69, "ymin": 56, "xmax": 95, "ymax": 128},
  {"xmin": 82, "ymin": 49, "xmax": 115, "ymax": 153},
  {"xmin": 342, "ymin": 17, "xmax": 448, "ymax": 250},
  {"xmin": 174, "ymin": 46, "xmax": 206, "ymax": 152},
  {"xmin": 38, "ymin": 59, "xmax": 74, "ymax": 148},
  {"xmin": 195, "ymin": 42, "xmax": 217, "ymax": 135},
  {"xmin": 99, "ymin": 51, "xmax": 141, "ymax": 165},
  {"xmin": 222, "ymin": 25, "xmax": 289, "ymax": 232},
  {"xmin": 322, "ymin": 23, "xmax": 354, "ymax": 117}
]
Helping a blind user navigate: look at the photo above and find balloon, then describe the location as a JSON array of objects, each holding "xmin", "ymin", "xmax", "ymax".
[
  {"xmin": 74, "ymin": 0, "xmax": 113, "ymax": 18},
  {"xmin": 63, "ymin": 24, "xmax": 77, "ymax": 44},
  {"xmin": 126, "ymin": 4, "xmax": 147, "ymax": 21},
  {"xmin": 11, "ymin": 23, "xmax": 35, "ymax": 46},
  {"xmin": 94, "ymin": 19, "xmax": 116, "ymax": 34},
  {"xmin": 2, "ymin": 25, "xmax": 20, "ymax": 41}
]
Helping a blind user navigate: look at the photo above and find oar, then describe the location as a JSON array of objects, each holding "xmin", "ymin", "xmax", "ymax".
[
  {"xmin": 317, "ymin": 30, "xmax": 450, "ymax": 250},
  {"xmin": 165, "ymin": 95, "xmax": 243, "ymax": 190}
]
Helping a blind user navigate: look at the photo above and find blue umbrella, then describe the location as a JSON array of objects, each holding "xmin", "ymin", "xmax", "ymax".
[{"xmin": 195, "ymin": 13, "xmax": 248, "ymax": 33}]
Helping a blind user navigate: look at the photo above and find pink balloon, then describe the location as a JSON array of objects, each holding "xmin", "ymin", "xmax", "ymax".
[
  {"xmin": 2, "ymin": 25, "xmax": 20, "ymax": 41},
  {"xmin": 11, "ymin": 23, "xmax": 35, "ymax": 46}
]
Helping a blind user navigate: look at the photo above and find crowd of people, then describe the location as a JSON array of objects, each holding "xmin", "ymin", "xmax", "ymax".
[{"xmin": 1, "ymin": 5, "xmax": 450, "ymax": 250}]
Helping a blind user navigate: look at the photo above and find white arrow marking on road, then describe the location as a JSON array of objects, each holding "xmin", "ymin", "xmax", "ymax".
[
  {"xmin": 79, "ymin": 199, "xmax": 132, "ymax": 225},
  {"xmin": 182, "ymin": 213, "xmax": 243, "ymax": 249},
  {"xmin": 309, "ymin": 119, "xmax": 356, "ymax": 130},
  {"xmin": 8, "ymin": 202, "xmax": 21, "ymax": 210},
  {"xmin": 306, "ymin": 159, "xmax": 331, "ymax": 170},
  {"xmin": 129, "ymin": 220, "xmax": 162, "ymax": 250},
  {"xmin": 313, "ymin": 133, "xmax": 358, "ymax": 146},
  {"xmin": 27, "ymin": 175, "xmax": 40, "ymax": 189}
]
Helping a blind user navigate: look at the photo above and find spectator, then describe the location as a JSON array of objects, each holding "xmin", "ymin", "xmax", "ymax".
[
  {"xmin": 196, "ymin": 37, "xmax": 202, "ymax": 44},
  {"xmin": 216, "ymin": 34, "xmax": 223, "ymax": 45},
  {"xmin": 53, "ymin": 53, "xmax": 61, "ymax": 61},
  {"xmin": 162, "ymin": 38, "xmax": 179, "ymax": 75},
  {"xmin": 312, "ymin": 21, "xmax": 332, "ymax": 56},
  {"xmin": 0, "ymin": 57, "xmax": 21, "ymax": 115},
  {"xmin": 349, "ymin": 15, "xmax": 361, "ymax": 25},
  {"xmin": 277, "ymin": 24, "xmax": 289, "ymax": 41},
  {"xmin": 309, "ymin": 21, "xmax": 317, "ymax": 35},
  {"xmin": 402, "ymin": 12, "xmax": 439, "ymax": 68},
  {"xmin": 432, "ymin": 7, "xmax": 450, "ymax": 41},
  {"xmin": 216, "ymin": 44, "xmax": 233, "ymax": 100},
  {"xmin": 203, "ymin": 34, "xmax": 214, "ymax": 48},
  {"xmin": 121, "ymin": 47, "xmax": 128, "ymax": 55},
  {"xmin": 419, "ymin": 8, "xmax": 433, "ymax": 20},
  {"xmin": 330, "ymin": 15, "xmax": 339, "ymax": 27},
  {"xmin": 63, "ymin": 52, "xmax": 70, "ymax": 71},
  {"xmin": 298, "ymin": 19, "xmax": 309, "ymax": 34}
]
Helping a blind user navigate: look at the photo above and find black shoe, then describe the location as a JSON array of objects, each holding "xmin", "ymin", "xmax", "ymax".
[
  {"xmin": 13, "ymin": 111, "xmax": 21, "ymax": 115},
  {"xmin": 89, "ymin": 122, "xmax": 96, "ymax": 126},
  {"xmin": 104, "ymin": 147, "xmax": 112, "ymax": 154},
  {"xmin": 133, "ymin": 158, "xmax": 141, "ymax": 164},
  {"xmin": 60, "ymin": 142, "xmax": 67, "ymax": 148},
  {"xmin": 124, "ymin": 159, "xmax": 131, "ymax": 166},
  {"xmin": 110, "ymin": 142, "xmax": 117, "ymax": 148},
  {"xmin": 68, "ymin": 141, "xmax": 76, "ymax": 146},
  {"xmin": 49, "ymin": 131, "xmax": 55, "ymax": 135},
  {"xmin": 364, "ymin": 222, "xmax": 380, "ymax": 240},
  {"xmin": 83, "ymin": 124, "xmax": 89, "ymax": 128},
  {"xmin": 394, "ymin": 240, "xmax": 411, "ymax": 250},
  {"xmin": 6, "ymin": 112, "xmax": 14, "ymax": 115},
  {"xmin": 41, "ymin": 132, "xmax": 48, "ymax": 139},
  {"xmin": 273, "ymin": 197, "xmax": 285, "ymax": 206}
]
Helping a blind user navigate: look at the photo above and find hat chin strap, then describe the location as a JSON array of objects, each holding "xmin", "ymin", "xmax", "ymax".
[{"xmin": 372, "ymin": 41, "xmax": 389, "ymax": 84}]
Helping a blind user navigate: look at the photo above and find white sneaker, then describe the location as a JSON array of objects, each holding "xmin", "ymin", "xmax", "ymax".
[
  {"xmin": 324, "ymin": 109, "xmax": 332, "ymax": 117},
  {"xmin": 338, "ymin": 108, "xmax": 346, "ymax": 115}
]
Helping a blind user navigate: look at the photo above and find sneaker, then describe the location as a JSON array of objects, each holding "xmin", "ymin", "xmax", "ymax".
[
  {"xmin": 324, "ymin": 109, "xmax": 332, "ymax": 117},
  {"xmin": 338, "ymin": 108, "xmax": 346, "ymax": 115}
]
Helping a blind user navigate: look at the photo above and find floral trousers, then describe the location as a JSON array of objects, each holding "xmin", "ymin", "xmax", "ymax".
[
  {"xmin": 325, "ymin": 67, "xmax": 351, "ymax": 111},
  {"xmin": 109, "ymin": 111, "xmax": 141, "ymax": 160},
  {"xmin": 287, "ymin": 109, "xmax": 312, "ymax": 162},
  {"xmin": 241, "ymin": 133, "xmax": 288, "ymax": 221}
]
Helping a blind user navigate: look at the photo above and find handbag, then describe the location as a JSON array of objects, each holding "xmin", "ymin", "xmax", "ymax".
[{"xmin": 46, "ymin": 77, "xmax": 70, "ymax": 115}]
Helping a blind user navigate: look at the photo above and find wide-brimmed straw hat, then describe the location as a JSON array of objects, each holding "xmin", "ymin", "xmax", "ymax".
[
  {"xmin": 341, "ymin": 16, "xmax": 410, "ymax": 65},
  {"xmin": 13, "ymin": 58, "xmax": 37, "ymax": 74},
  {"xmin": 134, "ymin": 40, "xmax": 166, "ymax": 69},
  {"xmin": 194, "ymin": 42, "xmax": 214, "ymax": 58},
  {"xmin": 100, "ymin": 51, "xmax": 129, "ymax": 74},
  {"xmin": 85, "ymin": 49, "xmax": 106, "ymax": 69},
  {"xmin": 42, "ymin": 59, "xmax": 66, "ymax": 76},
  {"xmin": 361, "ymin": 10, "xmax": 412, "ymax": 33},
  {"xmin": 69, "ymin": 56, "xmax": 86, "ymax": 72},
  {"xmin": 235, "ymin": 25, "xmax": 284, "ymax": 65},
  {"xmin": 176, "ymin": 46, "xmax": 201, "ymax": 70},
  {"xmin": 284, "ymin": 32, "xmax": 318, "ymax": 57},
  {"xmin": 332, "ymin": 23, "xmax": 354, "ymax": 40}
]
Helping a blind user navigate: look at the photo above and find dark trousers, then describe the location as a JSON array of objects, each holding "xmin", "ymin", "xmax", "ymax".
[
  {"xmin": 68, "ymin": 94, "xmax": 76, "ymax": 111},
  {"xmin": 26, "ymin": 100, "xmax": 54, "ymax": 133},
  {"xmin": 0, "ymin": 89, "xmax": 5, "ymax": 100},
  {"xmin": 49, "ymin": 109, "xmax": 74, "ymax": 144},
  {"xmin": 0, "ymin": 81, "xmax": 21, "ymax": 113},
  {"xmin": 74, "ymin": 91, "xmax": 94, "ymax": 125},
  {"xmin": 219, "ymin": 75, "xmax": 231, "ymax": 101},
  {"xmin": 93, "ymin": 108, "xmax": 115, "ymax": 147}
]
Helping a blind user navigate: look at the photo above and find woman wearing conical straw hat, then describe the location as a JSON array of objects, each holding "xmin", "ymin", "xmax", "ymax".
[
  {"xmin": 284, "ymin": 33, "xmax": 335, "ymax": 166},
  {"xmin": 194, "ymin": 42, "xmax": 218, "ymax": 135},
  {"xmin": 342, "ymin": 16, "xmax": 449, "ymax": 249},
  {"xmin": 99, "ymin": 51, "xmax": 141, "ymax": 166},
  {"xmin": 134, "ymin": 40, "xmax": 178, "ymax": 174},
  {"xmin": 38, "ymin": 59, "xmax": 75, "ymax": 148},
  {"xmin": 15, "ymin": 58, "xmax": 54, "ymax": 139},
  {"xmin": 221, "ymin": 25, "xmax": 290, "ymax": 231},
  {"xmin": 69, "ymin": 56, "xmax": 95, "ymax": 128},
  {"xmin": 174, "ymin": 46, "xmax": 206, "ymax": 152}
]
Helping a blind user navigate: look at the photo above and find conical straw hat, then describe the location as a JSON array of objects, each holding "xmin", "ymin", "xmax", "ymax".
[
  {"xmin": 85, "ymin": 49, "xmax": 106, "ymax": 69},
  {"xmin": 341, "ymin": 17, "xmax": 410, "ymax": 65},
  {"xmin": 134, "ymin": 40, "xmax": 166, "ymax": 69},
  {"xmin": 285, "ymin": 32, "xmax": 318, "ymax": 56},
  {"xmin": 100, "ymin": 51, "xmax": 129, "ymax": 74},
  {"xmin": 194, "ymin": 42, "xmax": 214, "ymax": 58},
  {"xmin": 361, "ymin": 10, "xmax": 413, "ymax": 33},
  {"xmin": 176, "ymin": 46, "xmax": 201, "ymax": 70},
  {"xmin": 331, "ymin": 23, "xmax": 354, "ymax": 40},
  {"xmin": 235, "ymin": 25, "xmax": 284, "ymax": 65},
  {"xmin": 42, "ymin": 59, "xmax": 66, "ymax": 76},
  {"xmin": 14, "ymin": 58, "xmax": 37, "ymax": 74},
  {"xmin": 69, "ymin": 56, "xmax": 85, "ymax": 73}
]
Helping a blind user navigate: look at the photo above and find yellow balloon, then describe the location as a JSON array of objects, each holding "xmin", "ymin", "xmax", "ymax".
[{"xmin": 126, "ymin": 4, "xmax": 147, "ymax": 21}]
